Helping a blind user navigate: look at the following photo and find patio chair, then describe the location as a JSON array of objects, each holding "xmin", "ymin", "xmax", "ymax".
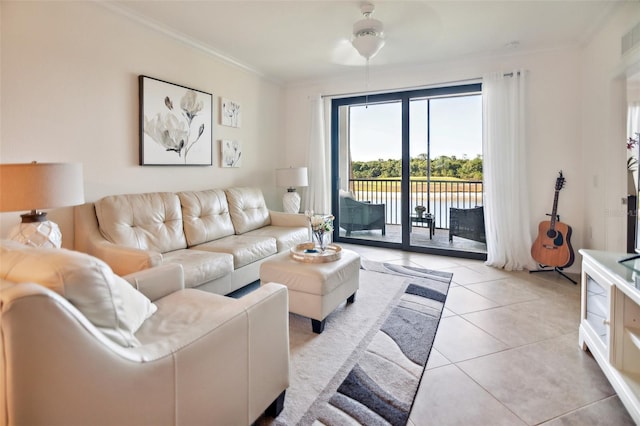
[
  {"xmin": 449, "ymin": 206, "xmax": 486, "ymax": 243},
  {"xmin": 339, "ymin": 191, "xmax": 386, "ymax": 236}
]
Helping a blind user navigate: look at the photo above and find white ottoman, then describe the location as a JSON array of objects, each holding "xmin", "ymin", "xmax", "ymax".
[{"xmin": 259, "ymin": 249, "xmax": 360, "ymax": 333}]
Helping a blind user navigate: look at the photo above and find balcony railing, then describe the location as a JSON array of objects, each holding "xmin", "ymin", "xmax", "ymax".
[{"xmin": 348, "ymin": 178, "xmax": 483, "ymax": 229}]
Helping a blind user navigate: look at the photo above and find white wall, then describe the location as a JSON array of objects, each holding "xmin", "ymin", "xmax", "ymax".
[
  {"xmin": 284, "ymin": 46, "xmax": 586, "ymax": 269},
  {"xmin": 0, "ymin": 1, "xmax": 286, "ymax": 248},
  {"xmin": 581, "ymin": 2, "xmax": 640, "ymax": 253}
]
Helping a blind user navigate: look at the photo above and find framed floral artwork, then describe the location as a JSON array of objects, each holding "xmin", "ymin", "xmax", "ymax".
[
  {"xmin": 220, "ymin": 97, "xmax": 241, "ymax": 128},
  {"xmin": 139, "ymin": 75, "xmax": 213, "ymax": 166},
  {"xmin": 221, "ymin": 140, "xmax": 242, "ymax": 167}
]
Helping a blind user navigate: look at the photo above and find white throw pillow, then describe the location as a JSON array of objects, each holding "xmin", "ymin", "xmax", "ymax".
[
  {"xmin": 0, "ymin": 241, "xmax": 157, "ymax": 347},
  {"xmin": 115, "ymin": 274, "xmax": 158, "ymax": 334}
]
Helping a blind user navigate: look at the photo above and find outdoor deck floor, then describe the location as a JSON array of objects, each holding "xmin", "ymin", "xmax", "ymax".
[{"xmin": 337, "ymin": 224, "xmax": 487, "ymax": 256}]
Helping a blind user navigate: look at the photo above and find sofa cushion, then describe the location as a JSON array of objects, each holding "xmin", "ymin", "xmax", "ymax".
[
  {"xmin": 242, "ymin": 226, "xmax": 309, "ymax": 252},
  {"xmin": 191, "ymin": 235, "xmax": 277, "ymax": 269},
  {"xmin": 135, "ymin": 288, "xmax": 245, "ymax": 347},
  {"xmin": 178, "ymin": 189, "xmax": 235, "ymax": 246},
  {"xmin": 0, "ymin": 241, "xmax": 156, "ymax": 347},
  {"xmin": 162, "ymin": 249, "xmax": 234, "ymax": 288},
  {"xmin": 95, "ymin": 192, "xmax": 187, "ymax": 253},
  {"xmin": 225, "ymin": 187, "xmax": 271, "ymax": 234}
]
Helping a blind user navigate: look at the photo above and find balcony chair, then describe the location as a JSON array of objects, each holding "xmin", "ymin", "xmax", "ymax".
[
  {"xmin": 339, "ymin": 190, "xmax": 386, "ymax": 236},
  {"xmin": 449, "ymin": 206, "xmax": 486, "ymax": 244}
]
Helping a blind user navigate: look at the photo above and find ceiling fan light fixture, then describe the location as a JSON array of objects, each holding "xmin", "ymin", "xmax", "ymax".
[
  {"xmin": 352, "ymin": 17, "xmax": 383, "ymax": 36},
  {"xmin": 351, "ymin": 2, "xmax": 385, "ymax": 60},
  {"xmin": 352, "ymin": 33, "xmax": 385, "ymax": 60}
]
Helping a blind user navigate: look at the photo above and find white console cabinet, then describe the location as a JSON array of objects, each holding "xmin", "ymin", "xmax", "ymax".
[{"xmin": 579, "ymin": 249, "xmax": 640, "ymax": 423}]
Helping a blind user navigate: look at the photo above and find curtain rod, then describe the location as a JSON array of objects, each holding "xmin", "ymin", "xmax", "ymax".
[
  {"xmin": 319, "ymin": 77, "xmax": 482, "ymax": 99},
  {"xmin": 318, "ymin": 71, "xmax": 521, "ymax": 99}
]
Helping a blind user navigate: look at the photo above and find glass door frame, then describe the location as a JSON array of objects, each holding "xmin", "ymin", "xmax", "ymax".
[{"xmin": 330, "ymin": 83, "xmax": 485, "ymax": 260}]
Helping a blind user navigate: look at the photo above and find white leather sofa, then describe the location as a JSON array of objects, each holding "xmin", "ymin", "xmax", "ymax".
[
  {"xmin": 0, "ymin": 240, "xmax": 290, "ymax": 425},
  {"xmin": 75, "ymin": 187, "xmax": 309, "ymax": 295}
]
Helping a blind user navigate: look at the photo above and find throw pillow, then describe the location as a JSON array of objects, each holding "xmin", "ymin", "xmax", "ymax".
[{"xmin": 0, "ymin": 240, "xmax": 157, "ymax": 347}]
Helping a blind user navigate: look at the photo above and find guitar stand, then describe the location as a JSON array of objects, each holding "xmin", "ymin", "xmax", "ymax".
[{"xmin": 529, "ymin": 265, "xmax": 577, "ymax": 285}]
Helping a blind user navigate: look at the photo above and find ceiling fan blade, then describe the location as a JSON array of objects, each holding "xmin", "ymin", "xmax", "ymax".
[{"xmin": 330, "ymin": 39, "xmax": 367, "ymax": 66}]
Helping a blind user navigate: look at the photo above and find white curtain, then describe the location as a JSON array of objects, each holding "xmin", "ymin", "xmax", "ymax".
[
  {"xmin": 304, "ymin": 95, "xmax": 330, "ymax": 214},
  {"xmin": 482, "ymin": 71, "xmax": 537, "ymax": 271},
  {"xmin": 629, "ymin": 102, "xmax": 640, "ymax": 140},
  {"xmin": 629, "ymin": 102, "xmax": 640, "ymax": 183}
]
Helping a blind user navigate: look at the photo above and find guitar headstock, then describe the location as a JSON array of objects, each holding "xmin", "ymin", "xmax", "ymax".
[{"xmin": 555, "ymin": 171, "xmax": 565, "ymax": 191}]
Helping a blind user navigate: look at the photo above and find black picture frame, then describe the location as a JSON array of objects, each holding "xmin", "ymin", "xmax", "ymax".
[{"xmin": 139, "ymin": 75, "xmax": 213, "ymax": 166}]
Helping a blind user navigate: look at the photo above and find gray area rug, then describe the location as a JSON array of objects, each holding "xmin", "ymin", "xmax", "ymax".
[{"xmin": 257, "ymin": 258, "xmax": 452, "ymax": 426}]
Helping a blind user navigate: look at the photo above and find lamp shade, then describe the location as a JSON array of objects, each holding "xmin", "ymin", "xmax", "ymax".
[
  {"xmin": 276, "ymin": 167, "xmax": 308, "ymax": 189},
  {"xmin": 0, "ymin": 162, "xmax": 85, "ymax": 213}
]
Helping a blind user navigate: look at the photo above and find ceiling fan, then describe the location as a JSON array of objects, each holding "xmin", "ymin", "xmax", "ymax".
[
  {"xmin": 331, "ymin": 2, "xmax": 386, "ymax": 66},
  {"xmin": 351, "ymin": 2, "xmax": 385, "ymax": 61}
]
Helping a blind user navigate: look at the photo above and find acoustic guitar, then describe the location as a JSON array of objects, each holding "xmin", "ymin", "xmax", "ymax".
[{"xmin": 531, "ymin": 171, "xmax": 575, "ymax": 268}]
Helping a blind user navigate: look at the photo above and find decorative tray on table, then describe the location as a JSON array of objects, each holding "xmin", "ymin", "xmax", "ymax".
[{"xmin": 290, "ymin": 242, "xmax": 342, "ymax": 263}]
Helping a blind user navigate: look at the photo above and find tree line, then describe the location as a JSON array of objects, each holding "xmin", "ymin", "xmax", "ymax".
[{"xmin": 351, "ymin": 154, "xmax": 483, "ymax": 180}]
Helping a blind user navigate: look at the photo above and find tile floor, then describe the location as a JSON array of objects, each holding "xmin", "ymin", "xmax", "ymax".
[{"xmin": 339, "ymin": 243, "xmax": 636, "ymax": 426}]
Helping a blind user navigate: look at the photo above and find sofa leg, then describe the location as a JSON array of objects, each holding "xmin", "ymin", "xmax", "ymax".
[
  {"xmin": 265, "ymin": 390, "xmax": 286, "ymax": 417},
  {"xmin": 312, "ymin": 319, "xmax": 326, "ymax": 334},
  {"xmin": 347, "ymin": 292, "xmax": 356, "ymax": 304}
]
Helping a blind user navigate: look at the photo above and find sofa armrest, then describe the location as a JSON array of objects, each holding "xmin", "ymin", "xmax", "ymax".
[
  {"xmin": 236, "ymin": 283, "xmax": 290, "ymax": 422},
  {"xmin": 75, "ymin": 203, "xmax": 163, "ymax": 276},
  {"xmin": 269, "ymin": 210, "xmax": 309, "ymax": 227},
  {"xmin": 123, "ymin": 264, "xmax": 185, "ymax": 302}
]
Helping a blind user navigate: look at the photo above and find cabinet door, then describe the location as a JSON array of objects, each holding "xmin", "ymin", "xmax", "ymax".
[
  {"xmin": 613, "ymin": 289, "xmax": 640, "ymax": 373},
  {"xmin": 582, "ymin": 263, "xmax": 613, "ymax": 357}
]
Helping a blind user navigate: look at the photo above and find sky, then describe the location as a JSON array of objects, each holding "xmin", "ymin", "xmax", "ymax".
[{"xmin": 349, "ymin": 94, "xmax": 482, "ymax": 161}]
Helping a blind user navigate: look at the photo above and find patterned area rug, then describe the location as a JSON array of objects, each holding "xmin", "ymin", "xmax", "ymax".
[{"xmin": 299, "ymin": 260, "xmax": 452, "ymax": 426}]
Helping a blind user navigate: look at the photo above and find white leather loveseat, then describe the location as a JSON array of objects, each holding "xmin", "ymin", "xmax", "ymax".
[
  {"xmin": 0, "ymin": 240, "xmax": 290, "ymax": 425},
  {"xmin": 75, "ymin": 187, "xmax": 309, "ymax": 295}
]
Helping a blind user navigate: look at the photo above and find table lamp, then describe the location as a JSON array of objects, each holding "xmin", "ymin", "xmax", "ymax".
[
  {"xmin": 0, "ymin": 162, "xmax": 85, "ymax": 248},
  {"xmin": 276, "ymin": 167, "xmax": 308, "ymax": 214}
]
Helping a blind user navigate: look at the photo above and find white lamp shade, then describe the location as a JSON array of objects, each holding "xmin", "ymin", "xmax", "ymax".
[
  {"xmin": 276, "ymin": 167, "xmax": 308, "ymax": 189},
  {"xmin": 0, "ymin": 162, "xmax": 85, "ymax": 213}
]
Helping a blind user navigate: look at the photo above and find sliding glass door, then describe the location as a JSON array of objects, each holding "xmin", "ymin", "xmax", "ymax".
[
  {"xmin": 334, "ymin": 100, "xmax": 403, "ymax": 244},
  {"xmin": 332, "ymin": 84, "xmax": 486, "ymax": 258}
]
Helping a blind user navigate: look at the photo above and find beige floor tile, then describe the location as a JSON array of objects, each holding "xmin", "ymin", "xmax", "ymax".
[
  {"xmin": 457, "ymin": 333, "xmax": 616, "ymax": 424},
  {"xmin": 464, "ymin": 278, "xmax": 541, "ymax": 305},
  {"xmin": 407, "ymin": 255, "xmax": 465, "ymax": 271},
  {"xmin": 440, "ymin": 265, "xmax": 498, "ymax": 285},
  {"xmin": 425, "ymin": 348, "xmax": 451, "ymax": 370},
  {"xmin": 465, "ymin": 262, "xmax": 517, "ymax": 279},
  {"xmin": 433, "ymin": 315, "xmax": 509, "ymax": 362},
  {"xmin": 540, "ymin": 395, "xmax": 635, "ymax": 425},
  {"xmin": 504, "ymin": 298, "xmax": 580, "ymax": 335},
  {"xmin": 445, "ymin": 286, "xmax": 500, "ymax": 314},
  {"xmin": 529, "ymin": 269, "xmax": 580, "ymax": 287},
  {"xmin": 462, "ymin": 305, "xmax": 570, "ymax": 348},
  {"xmin": 523, "ymin": 272, "xmax": 581, "ymax": 300},
  {"xmin": 409, "ymin": 364, "xmax": 527, "ymax": 426},
  {"xmin": 441, "ymin": 307, "xmax": 457, "ymax": 318}
]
